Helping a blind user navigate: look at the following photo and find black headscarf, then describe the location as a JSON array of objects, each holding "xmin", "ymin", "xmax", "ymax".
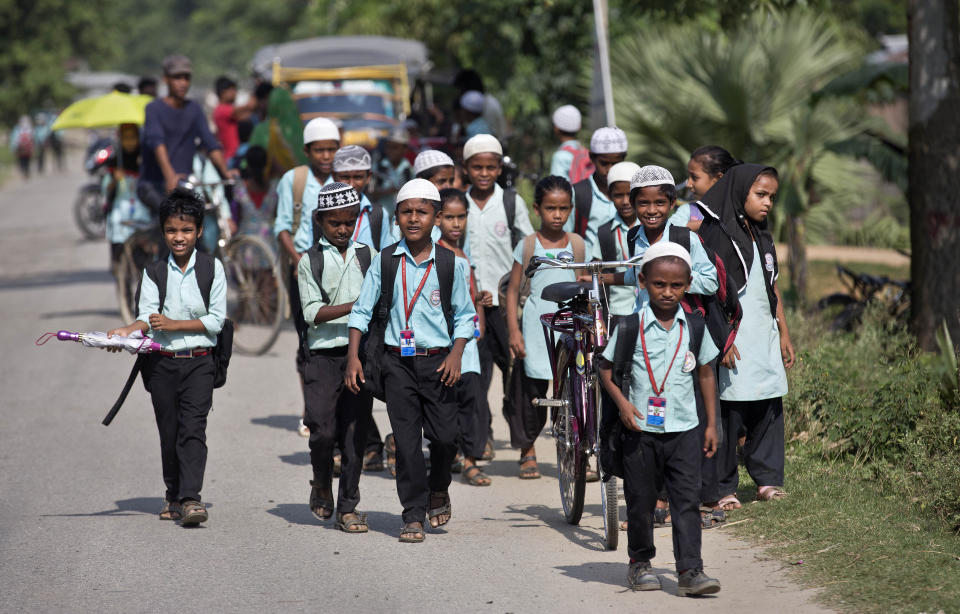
[{"xmin": 694, "ymin": 163, "xmax": 779, "ymax": 318}]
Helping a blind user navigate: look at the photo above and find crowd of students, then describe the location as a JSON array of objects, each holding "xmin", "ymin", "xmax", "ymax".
[{"xmin": 104, "ymin": 55, "xmax": 796, "ymax": 597}]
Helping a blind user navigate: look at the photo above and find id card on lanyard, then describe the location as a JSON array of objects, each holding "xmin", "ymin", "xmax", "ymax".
[
  {"xmin": 400, "ymin": 258, "xmax": 433, "ymax": 357},
  {"xmin": 639, "ymin": 315, "xmax": 684, "ymax": 431}
]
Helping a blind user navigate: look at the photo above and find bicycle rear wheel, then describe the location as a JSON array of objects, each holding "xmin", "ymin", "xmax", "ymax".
[
  {"xmin": 555, "ymin": 369, "xmax": 586, "ymax": 525},
  {"xmin": 601, "ymin": 477, "xmax": 619, "ymax": 550},
  {"xmin": 115, "ymin": 232, "xmax": 157, "ymax": 323},
  {"xmin": 222, "ymin": 234, "xmax": 284, "ymax": 356}
]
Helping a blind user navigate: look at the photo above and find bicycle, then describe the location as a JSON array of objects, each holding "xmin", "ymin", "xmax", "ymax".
[
  {"xmin": 115, "ymin": 175, "xmax": 285, "ymax": 356},
  {"xmin": 526, "ymin": 250, "xmax": 643, "ymax": 551},
  {"xmin": 816, "ymin": 265, "xmax": 910, "ymax": 331}
]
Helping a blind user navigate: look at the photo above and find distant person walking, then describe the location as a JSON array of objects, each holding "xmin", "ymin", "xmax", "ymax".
[{"xmin": 10, "ymin": 116, "xmax": 34, "ymax": 179}]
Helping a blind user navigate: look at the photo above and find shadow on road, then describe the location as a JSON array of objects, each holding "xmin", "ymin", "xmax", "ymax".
[
  {"xmin": 266, "ymin": 504, "xmax": 400, "ymax": 537},
  {"xmin": 0, "ymin": 269, "xmax": 112, "ymax": 291},
  {"xmin": 501, "ymin": 503, "xmax": 608, "ymax": 551},
  {"xmin": 38, "ymin": 496, "xmax": 214, "ymax": 517},
  {"xmin": 555, "ymin": 561, "xmax": 678, "ymax": 591},
  {"xmin": 279, "ymin": 451, "xmax": 310, "ymax": 466},
  {"xmin": 251, "ymin": 414, "xmax": 299, "ymax": 432}
]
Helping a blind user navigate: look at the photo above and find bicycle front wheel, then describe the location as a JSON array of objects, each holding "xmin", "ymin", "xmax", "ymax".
[
  {"xmin": 222, "ymin": 234, "xmax": 284, "ymax": 356},
  {"xmin": 601, "ymin": 477, "xmax": 619, "ymax": 550},
  {"xmin": 74, "ymin": 183, "xmax": 106, "ymax": 240},
  {"xmin": 555, "ymin": 367, "xmax": 586, "ymax": 525}
]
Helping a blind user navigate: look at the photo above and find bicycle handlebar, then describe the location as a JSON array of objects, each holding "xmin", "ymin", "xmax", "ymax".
[{"xmin": 525, "ymin": 254, "xmax": 644, "ymax": 278}]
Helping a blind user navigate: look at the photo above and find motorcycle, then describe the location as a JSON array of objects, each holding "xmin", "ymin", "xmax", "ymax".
[{"xmin": 73, "ymin": 137, "xmax": 113, "ymax": 240}]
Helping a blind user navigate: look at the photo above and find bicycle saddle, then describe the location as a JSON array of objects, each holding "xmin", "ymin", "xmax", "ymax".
[{"xmin": 541, "ymin": 281, "xmax": 591, "ymax": 303}]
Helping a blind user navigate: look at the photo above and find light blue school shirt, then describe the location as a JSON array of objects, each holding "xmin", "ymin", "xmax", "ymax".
[
  {"xmin": 590, "ymin": 213, "xmax": 639, "ymax": 316},
  {"xmin": 602, "ymin": 304, "xmax": 719, "ymax": 433},
  {"xmin": 348, "ymin": 239, "xmax": 476, "ymax": 348},
  {"xmin": 719, "ymin": 243, "xmax": 788, "ymax": 401},
  {"xmin": 455, "ymin": 255, "xmax": 481, "ymax": 375},
  {"xmin": 273, "ymin": 167, "xmax": 334, "ymax": 253},
  {"xmin": 563, "ymin": 175, "xmax": 615, "ymax": 257},
  {"xmin": 623, "ymin": 220, "xmax": 719, "ymax": 312},
  {"xmin": 298, "ymin": 237, "xmax": 373, "ymax": 350},
  {"xmin": 102, "ymin": 173, "xmax": 152, "ymax": 245},
  {"xmin": 352, "ymin": 193, "xmax": 393, "ymax": 251},
  {"xmin": 136, "ymin": 250, "xmax": 227, "ymax": 351},
  {"xmin": 515, "ymin": 236, "xmax": 577, "ymax": 380},
  {"xmin": 465, "ymin": 116, "xmax": 491, "ymax": 139},
  {"xmin": 549, "ymin": 139, "xmax": 581, "ymax": 181}
]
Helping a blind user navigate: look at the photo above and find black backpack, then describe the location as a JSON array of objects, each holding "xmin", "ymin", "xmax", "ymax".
[
  {"xmin": 572, "ymin": 178, "xmax": 593, "ymax": 238},
  {"xmin": 298, "ymin": 243, "xmax": 372, "ymax": 359},
  {"xmin": 626, "ymin": 224, "xmax": 743, "ymax": 357},
  {"xmin": 598, "ymin": 309, "xmax": 706, "ymax": 479},
  {"xmin": 500, "ymin": 187, "xmax": 525, "ymax": 247},
  {"xmin": 362, "ymin": 242, "xmax": 457, "ymax": 401}
]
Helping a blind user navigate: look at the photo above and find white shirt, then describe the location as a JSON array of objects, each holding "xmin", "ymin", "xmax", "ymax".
[{"xmin": 465, "ymin": 183, "xmax": 535, "ymax": 306}]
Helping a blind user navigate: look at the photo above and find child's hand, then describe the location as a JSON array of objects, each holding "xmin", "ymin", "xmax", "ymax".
[
  {"xmin": 148, "ymin": 313, "xmax": 175, "ymax": 331},
  {"xmin": 780, "ymin": 336, "xmax": 796, "ymax": 369},
  {"xmin": 721, "ymin": 344, "xmax": 740, "ymax": 370},
  {"xmin": 703, "ymin": 425, "xmax": 718, "ymax": 458},
  {"xmin": 618, "ymin": 400, "xmax": 644, "ymax": 432},
  {"xmin": 577, "ymin": 274, "xmax": 592, "ymax": 283},
  {"xmin": 478, "ymin": 291, "xmax": 493, "ymax": 308},
  {"xmin": 508, "ymin": 329, "xmax": 526, "ymax": 359},
  {"xmin": 437, "ymin": 352, "xmax": 462, "ymax": 387},
  {"xmin": 344, "ymin": 356, "xmax": 365, "ymax": 394}
]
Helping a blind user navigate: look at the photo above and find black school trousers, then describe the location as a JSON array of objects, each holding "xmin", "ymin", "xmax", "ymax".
[
  {"xmin": 456, "ymin": 372, "xmax": 488, "ymax": 459},
  {"xmin": 717, "ymin": 397, "xmax": 784, "ymax": 497},
  {"xmin": 622, "ymin": 427, "xmax": 704, "ymax": 571},
  {"xmin": 478, "ymin": 305, "xmax": 511, "ymax": 436},
  {"xmin": 504, "ymin": 359, "xmax": 550, "ymax": 450},
  {"xmin": 147, "ymin": 353, "xmax": 215, "ymax": 503},
  {"xmin": 303, "ymin": 347, "xmax": 373, "ymax": 514},
  {"xmin": 288, "ymin": 264, "xmax": 382, "ymax": 453},
  {"xmin": 383, "ymin": 350, "xmax": 459, "ymax": 524}
]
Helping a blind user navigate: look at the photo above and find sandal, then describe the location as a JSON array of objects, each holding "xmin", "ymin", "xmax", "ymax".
[
  {"xmin": 757, "ymin": 486, "xmax": 787, "ymax": 501},
  {"xmin": 336, "ymin": 511, "xmax": 369, "ymax": 533},
  {"xmin": 399, "ymin": 522, "xmax": 425, "ymax": 543},
  {"xmin": 428, "ymin": 492, "xmax": 452, "ymax": 528},
  {"xmin": 309, "ymin": 480, "xmax": 334, "ymax": 520},
  {"xmin": 180, "ymin": 500, "xmax": 208, "ymax": 526},
  {"xmin": 384, "ymin": 433, "xmax": 397, "ymax": 478},
  {"xmin": 362, "ymin": 449, "xmax": 384, "ymax": 472},
  {"xmin": 718, "ymin": 494, "xmax": 742, "ymax": 511},
  {"xmin": 700, "ymin": 506, "xmax": 726, "ymax": 529},
  {"xmin": 159, "ymin": 500, "xmax": 181, "ymax": 521},
  {"xmin": 481, "ymin": 439, "xmax": 495, "ymax": 461},
  {"xmin": 461, "ymin": 464, "xmax": 492, "ymax": 486},
  {"xmin": 451, "ymin": 452, "xmax": 464, "ymax": 474},
  {"xmin": 653, "ymin": 506, "xmax": 671, "ymax": 528},
  {"xmin": 518, "ymin": 455, "xmax": 540, "ymax": 480},
  {"xmin": 620, "ymin": 520, "xmax": 628, "ymax": 531}
]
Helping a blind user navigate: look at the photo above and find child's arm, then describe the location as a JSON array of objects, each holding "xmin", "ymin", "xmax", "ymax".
[
  {"xmin": 698, "ymin": 361, "xmax": 719, "ymax": 458},
  {"xmin": 504, "ymin": 260, "xmax": 526, "ymax": 358},
  {"xmin": 272, "ymin": 173, "xmax": 301, "ymax": 267},
  {"xmin": 476, "ymin": 297, "xmax": 486, "ymax": 338},
  {"xmin": 689, "ymin": 237, "xmax": 719, "ymax": 295},
  {"xmin": 437, "ymin": 259, "xmax": 477, "ymax": 386},
  {"xmin": 297, "ymin": 253, "xmax": 355, "ymax": 324},
  {"xmin": 344, "ymin": 328, "xmax": 365, "ymax": 393},
  {"xmin": 598, "ymin": 359, "xmax": 644, "ymax": 431},
  {"xmin": 774, "ymin": 282, "xmax": 795, "ymax": 368},
  {"xmin": 437, "ymin": 337, "xmax": 467, "ymax": 386},
  {"xmin": 344, "ymin": 253, "xmax": 383, "ymax": 392}
]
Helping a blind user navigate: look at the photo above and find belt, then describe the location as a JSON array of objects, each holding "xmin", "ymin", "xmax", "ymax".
[
  {"xmin": 385, "ymin": 345, "xmax": 448, "ymax": 356},
  {"xmin": 309, "ymin": 346, "xmax": 349, "ymax": 357},
  {"xmin": 158, "ymin": 348, "xmax": 210, "ymax": 358}
]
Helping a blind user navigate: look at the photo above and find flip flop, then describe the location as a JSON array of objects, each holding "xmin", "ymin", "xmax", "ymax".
[
  {"xmin": 718, "ymin": 494, "xmax": 742, "ymax": 510},
  {"xmin": 399, "ymin": 523, "xmax": 425, "ymax": 543},
  {"xmin": 757, "ymin": 486, "xmax": 787, "ymax": 501},
  {"xmin": 518, "ymin": 455, "xmax": 540, "ymax": 480},
  {"xmin": 336, "ymin": 511, "xmax": 369, "ymax": 533},
  {"xmin": 159, "ymin": 500, "xmax": 181, "ymax": 521},
  {"xmin": 461, "ymin": 464, "xmax": 492, "ymax": 486},
  {"xmin": 428, "ymin": 492, "xmax": 452, "ymax": 528}
]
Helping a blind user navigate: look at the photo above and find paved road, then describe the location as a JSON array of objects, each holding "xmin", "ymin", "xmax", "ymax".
[{"xmin": 0, "ymin": 164, "xmax": 829, "ymax": 613}]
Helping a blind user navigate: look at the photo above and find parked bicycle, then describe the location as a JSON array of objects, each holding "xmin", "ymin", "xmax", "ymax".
[
  {"xmin": 526, "ymin": 250, "xmax": 643, "ymax": 551},
  {"xmin": 115, "ymin": 175, "xmax": 284, "ymax": 356},
  {"xmin": 816, "ymin": 264, "xmax": 910, "ymax": 331}
]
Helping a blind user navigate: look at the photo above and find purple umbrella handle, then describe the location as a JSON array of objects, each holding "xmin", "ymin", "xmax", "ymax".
[{"xmin": 58, "ymin": 330, "xmax": 80, "ymax": 342}]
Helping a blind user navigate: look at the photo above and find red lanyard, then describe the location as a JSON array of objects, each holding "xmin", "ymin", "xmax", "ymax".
[
  {"xmin": 639, "ymin": 315, "xmax": 684, "ymax": 396},
  {"xmin": 615, "ymin": 226, "xmax": 628, "ymax": 260},
  {"xmin": 401, "ymin": 260, "xmax": 433, "ymax": 328},
  {"xmin": 352, "ymin": 209, "xmax": 367, "ymax": 241}
]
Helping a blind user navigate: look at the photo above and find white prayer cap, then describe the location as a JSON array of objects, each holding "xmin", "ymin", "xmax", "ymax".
[
  {"xmin": 303, "ymin": 117, "xmax": 340, "ymax": 145},
  {"xmin": 460, "ymin": 90, "xmax": 485, "ymax": 113},
  {"xmin": 589, "ymin": 126, "xmax": 628, "ymax": 154},
  {"xmin": 316, "ymin": 182, "xmax": 361, "ymax": 211},
  {"xmin": 607, "ymin": 162, "xmax": 642, "ymax": 187},
  {"xmin": 413, "ymin": 150, "xmax": 455, "ymax": 176},
  {"xmin": 641, "ymin": 241, "xmax": 692, "ymax": 270},
  {"xmin": 333, "ymin": 145, "xmax": 371, "ymax": 172},
  {"xmin": 396, "ymin": 178, "xmax": 441, "ymax": 205},
  {"xmin": 383, "ymin": 126, "xmax": 408, "ymax": 144},
  {"xmin": 631, "ymin": 165, "xmax": 676, "ymax": 190},
  {"xmin": 462, "ymin": 133, "xmax": 502, "ymax": 161},
  {"xmin": 552, "ymin": 105, "xmax": 582, "ymax": 133}
]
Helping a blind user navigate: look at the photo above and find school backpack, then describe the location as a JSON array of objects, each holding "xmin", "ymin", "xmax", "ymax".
[
  {"xmin": 598, "ymin": 309, "xmax": 707, "ymax": 480},
  {"xmin": 298, "ymin": 243, "xmax": 372, "ymax": 359},
  {"xmin": 363, "ymin": 242, "xmax": 457, "ymax": 401},
  {"xmin": 562, "ymin": 144, "xmax": 595, "ymax": 185},
  {"xmin": 596, "ymin": 219, "xmax": 632, "ymax": 262},
  {"xmin": 626, "ymin": 224, "xmax": 742, "ymax": 356},
  {"xmin": 496, "ymin": 232, "xmax": 586, "ymax": 318},
  {"xmin": 16, "ymin": 130, "xmax": 33, "ymax": 157},
  {"xmin": 500, "ymin": 187, "xmax": 526, "ymax": 247},
  {"xmin": 572, "ymin": 179, "xmax": 593, "ymax": 238}
]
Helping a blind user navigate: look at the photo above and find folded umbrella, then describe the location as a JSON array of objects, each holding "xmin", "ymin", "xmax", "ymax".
[{"xmin": 36, "ymin": 330, "xmax": 162, "ymax": 353}]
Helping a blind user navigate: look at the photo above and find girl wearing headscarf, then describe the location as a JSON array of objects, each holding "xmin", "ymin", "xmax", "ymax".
[{"xmin": 695, "ymin": 163, "xmax": 795, "ymax": 510}]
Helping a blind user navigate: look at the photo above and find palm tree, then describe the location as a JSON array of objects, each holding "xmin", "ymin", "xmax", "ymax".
[{"xmin": 612, "ymin": 8, "xmax": 892, "ymax": 301}]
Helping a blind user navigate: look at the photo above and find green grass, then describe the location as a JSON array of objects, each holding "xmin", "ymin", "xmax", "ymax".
[{"xmin": 728, "ymin": 450, "xmax": 960, "ymax": 614}]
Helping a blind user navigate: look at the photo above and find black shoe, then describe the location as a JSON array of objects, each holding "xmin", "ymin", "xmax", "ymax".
[
  {"xmin": 627, "ymin": 561, "xmax": 661, "ymax": 591},
  {"xmin": 677, "ymin": 568, "xmax": 721, "ymax": 597}
]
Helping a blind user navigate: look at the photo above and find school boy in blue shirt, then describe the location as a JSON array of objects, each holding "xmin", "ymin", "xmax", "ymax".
[
  {"xmin": 599, "ymin": 241, "xmax": 721, "ymax": 596},
  {"xmin": 108, "ymin": 188, "xmax": 227, "ymax": 527},
  {"xmin": 345, "ymin": 179, "xmax": 476, "ymax": 543},
  {"xmin": 298, "ymin": 182, "xmax": 377, "ymax": 533},
  {"xmin": 548, "ymin": 105, "xmax": 585, "ymax": 181},
  {"xmin": 569, "ymin": 127, "xmax": 628, "ymax": 254}
]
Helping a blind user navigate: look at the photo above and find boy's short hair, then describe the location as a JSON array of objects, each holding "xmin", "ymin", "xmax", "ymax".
[
  {"xmin": 438, "ymin": 188, "xmax": 468, "ymax": 211},
  {"xmin": 215, "ymin": 76, "xmax": 237, "ymax": 97},
  {"xmin": 159, "ymin": 187, "xmax": 205, "ymax": 227}
]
